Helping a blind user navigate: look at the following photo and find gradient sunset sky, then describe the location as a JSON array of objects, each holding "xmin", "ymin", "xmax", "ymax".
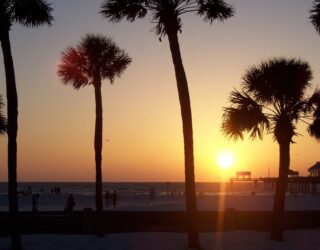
[{"xmin": 1, "ymin": 0, "xmax": 320, "ymax": 182}]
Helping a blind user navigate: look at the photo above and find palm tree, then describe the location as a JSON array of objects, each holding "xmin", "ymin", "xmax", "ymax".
[
  {"xmin": 57, "ymin": 34, "xmax": 131, "ymax": 236},
  {"xmin": 0, "ymin": 1, "xmax": 53, "ymax": 248},
  {"xmin": 310, "ymin": 0, "xmax": 320, "ymax": 34},
  {"xmin": 221, "ymin": 58, "xmax": 320, "ymax": 241},
  {"xmin": 100, "ymin": 1, "xmax": 234, "ymax": 248},
  {"xmin": 0, "ymin": 95, "xmax": 6, "ymax": 134}
]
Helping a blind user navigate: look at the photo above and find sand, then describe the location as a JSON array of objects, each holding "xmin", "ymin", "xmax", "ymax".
[
  {"xmin": 1, "ymin": 230, "xmax": 320, "ymax": 250},
  {"xmin": 1, "ymin": 193, "xmax": 320, "ymax": 249}
]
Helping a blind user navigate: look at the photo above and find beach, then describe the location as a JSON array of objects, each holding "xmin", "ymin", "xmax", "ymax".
[
  {"xmin": 1, "ymin": 230, "xmax": 320, "ymax": 250},
  {"xmin": 1, "ymin": 0, "xmax": 320, "ymax": 249},
  {"xmin": 1, "ymin": 189, "xmax": 320, "ymax": 249},
  {"xmin": 1, "ymin": 192, "xmax": 320, "ymax": 212},
  {"xmin": 0, "ymin": 181, "xmax": 319, "ymax": 212}
]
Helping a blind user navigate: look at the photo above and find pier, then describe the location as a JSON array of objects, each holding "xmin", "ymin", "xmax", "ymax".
[
  {"xmin": 230, "ymin": 171, "xmax": 320, "ymax": 194},
  {"xmin": 261, "ymin": 177, "xmax": 320, "ymax": 194}
]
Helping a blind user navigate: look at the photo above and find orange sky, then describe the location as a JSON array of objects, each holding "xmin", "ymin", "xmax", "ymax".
[{"xmin": 0, "ymin": 0, "xmax": 320, "ymax": 182}]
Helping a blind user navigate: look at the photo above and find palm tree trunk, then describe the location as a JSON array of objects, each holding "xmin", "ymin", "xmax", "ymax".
[
  {"xmin": 271, "ymin": 140, "xmax": 290, "ymax": 241},
  {"xmin": 0, "ymin": 30, "xmax": 21, "ymax": 249},
  {"xmin": 94, "ymin": 83, "xmax": 104, "ymax": 236},
  {"xmin": 166, "ymin": 31, "xmax": 200, "ymax": 249}
]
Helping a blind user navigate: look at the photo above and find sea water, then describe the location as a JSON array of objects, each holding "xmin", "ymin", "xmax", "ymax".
[
  {"xmin": 0, "ymin": 182, "xmax": 273, "ymax": 211},
  {"xmin": 0, "ymin": 182, "xmax": 262, "ymax": 196}
]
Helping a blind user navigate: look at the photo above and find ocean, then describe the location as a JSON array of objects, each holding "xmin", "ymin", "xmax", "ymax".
[
  {"xmin": 0, "ymin": 182, "xmax": 262, "ymax": 196},
  {"xmin": 3, "ymin": 182, "xmax": 317, "ymax": 212}
]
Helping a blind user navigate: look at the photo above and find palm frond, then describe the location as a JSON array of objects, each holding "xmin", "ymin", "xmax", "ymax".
[
  {"xmin": 0, "ymin": 95, "xmax": 7, "ymax": 135},
  {"xmin": 221, "ymin": 90, "xmax": 270, "ymax": 141},
  {"xmin": 100, "ymin": 0, "xmax": 147, "ymax": 22},
  {"xmin": 81, "ymin": 34, "xmax": 132, "ymax": 84},
  {"xmin": 100, "ymin": 0, "xmax": 234, "ymax": 38},
  {"xmin": 221, "ymin": 107, "xmax": 245, "ymax": 140},
  {"xmin": 197, "ymin": 0, "xmax": 234, "ymax": 23},
  {"xmin": 58, "ymin": 33, "xmax": 132, "ymax": 89},
  {"xmin": 57, "ymin": 47, "xmax": 89, "ymax": 89},
  {"xmin": 101, "ymin": 49, "xmax": 132, "ymax": 83},
  {"xmin": 12, "ymin": 0, "xmax": 53, "ymax": 27},
  {"xmin": 305, "ymin": 89, "xmax": 320, "ymax": 140},
  {"xmin": 242, "ymin": 58, "xmax": 313, "ymax": 108},
  {"xmin": 310, "ymin": 0, "xmax": 320, "ymax": 35},
  {"xmin": 0, "ymin": 0, "xmax": 13, "ymax": 30},
  {"xmin": 308, "ymin": 119, "xmax": 320, "ymax": 140},
  {"xmin": 287, "ymin": 100, "xmax": 308, "ymax": 122},
  {"xmin": 306, "ymin": 89, "xmax": 320, "ymax": 117},
  {"xmin": 151, "ymin": 0, "xmax": 182, "ymax": 37}
]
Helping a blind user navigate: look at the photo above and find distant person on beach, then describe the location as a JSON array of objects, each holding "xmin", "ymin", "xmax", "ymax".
[
  {"xmin": 105, "ymin": 191, "xmax": 111, "ymax": 208},
  {"xmin": 112, "ymin": 190, "xmax": 118, "ymax": 207},
  {"xmin": 52, "ymin": 186, "xmax": 61, "ymax": 195},
  {"xmin": 149, "ymin": 186, "xmax": 155, "ymax": 202},
  {"xmin": 65, "ymin": 194, "xmax": 75, "ymax": 211},
  {"xmin": 27, "ymin": 186, "xmax": 32, "ymax": 196},
  {"xmin": 166, "ymin": 182, "xmax": 170, "ymax": 196},
  {"xmin": 32, "ymin": 194, "xmax": 39, "ymax": 212}
]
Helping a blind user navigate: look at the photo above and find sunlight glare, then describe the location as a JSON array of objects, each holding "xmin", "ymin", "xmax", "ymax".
[{"xmin": 217, "ymin": 151, "xmax": 235, "ymax": 169}]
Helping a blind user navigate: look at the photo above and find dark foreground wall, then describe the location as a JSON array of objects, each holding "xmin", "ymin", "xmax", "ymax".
[{"xmin": 0, "ymin": 210, "xmax": 320, "ymax": 236}]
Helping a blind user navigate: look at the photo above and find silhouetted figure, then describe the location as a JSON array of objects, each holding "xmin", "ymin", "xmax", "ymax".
[
  {"xmin": 149, "ymin": 186, "xmax": 155, "ymax": 202},
  {"xmin": 53, "ymin": 186, "xmax": 59, "ymax": 195},
  {"xmin": 198, "ymin": 191, "xmax": 204, "ymax": 198},
  {"xmin": 53, "ymin": 186, "xmax": 60, "ymax": 195},
  {"xmin": 166, "ymin": 182, "xmax": 170, "ymax": 196},
  {"xmin": 26, "ymin": 186, "xmax": 32, "ymax": 196},
  {"xmin": 105, "ymin": 191, "xmax": 111, "ymax": 208},
  {"xmin": 112, "ymin": 190, "xmax": 118, "ymax": 207},
  {"xmin": 65, "ymin": 194, "xmax": 75, "ymax": 211},
  {"xmin": 32, "ymin": 194, "xmax": 39, "ymax": 212}
]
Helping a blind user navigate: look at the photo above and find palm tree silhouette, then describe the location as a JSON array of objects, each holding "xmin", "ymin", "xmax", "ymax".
[
  {"xmin": 0, "ymin": 95, "xmax": 6, "ymax": 135},
  {"xmin": 100, "ymin": 1, "xmax": 234, "ymax": 248},
  {"xmin": 0, "ymin": 1, "xmax": 53, "ymax": 248},
  {"xmin": 221, "ymin": 58, "xmax": 320, "ymax": 241},
  {"xmin": 310, "ymin": 0, "xmax": 320, "ymax": 34},
  {"xmin": 57, "ymin": 34, "xmax": 131, "ymax": 236}
]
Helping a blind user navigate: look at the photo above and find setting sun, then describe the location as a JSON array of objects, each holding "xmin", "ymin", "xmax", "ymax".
[{"xmin": 217, "ymin": 151, "xmax": 235, "ymax": 169}]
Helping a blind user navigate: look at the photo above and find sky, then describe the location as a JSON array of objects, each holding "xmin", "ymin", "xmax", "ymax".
[{"xmin": 1, "ymin": 0, "xmax": 320, "ymax": 182}]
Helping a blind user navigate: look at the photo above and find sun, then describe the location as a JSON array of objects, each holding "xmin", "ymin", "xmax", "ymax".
[{"xmin": 217, "ymin": 151, "xmax": 235, "ymax": 169}]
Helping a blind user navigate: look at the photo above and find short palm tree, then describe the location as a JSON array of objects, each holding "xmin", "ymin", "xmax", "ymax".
[
  {"xmin": 57, "ymin": 33, "xmax": 131, "ymax": 236},
  {"xmin": 100, "ymin": 1, "xmax": 234, "ymax": 248},
  {"xmin": 0, "ymin": 1, "xmax": 53, "ymax": 249},
  {"xmin": 310, "ymin": 0, "xmax": 320, "ymax": 34},
  {"xmin": 0, "ymin": 95, "xmax": 6, "ymax": 134},
  {"xmin": 221, "ymin": 58, "xmax": 320, "ymax": 241}
]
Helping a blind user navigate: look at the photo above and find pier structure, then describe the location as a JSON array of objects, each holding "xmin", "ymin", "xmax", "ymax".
[
  {"xmin": 229, "ymin": 171, "xmax": 320, "ymax": 194},
  {"xmin": 229, "ymin": 171, "xmax": 259, "ymax": 192},
  {"xmin": 260, "ymin": 176, "xmax": 320, "ymax": 194}
]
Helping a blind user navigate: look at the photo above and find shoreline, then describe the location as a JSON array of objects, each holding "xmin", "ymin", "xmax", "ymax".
[{"xmin": 1, "ymin": 192, "xmax": 320, "ymax": 212}]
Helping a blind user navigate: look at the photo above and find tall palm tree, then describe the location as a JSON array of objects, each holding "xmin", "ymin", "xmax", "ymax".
[
  {"xmin": 100, "ymin": 1, "xmax": 234, "ymax": 248},
  {"xmin": 0, "ymin": 1, "xmax": 53, "ymax": 248},
  {"xmin": 0, "ymin": 95, "xmax": 6, "ymax": 134},
  {"xmin": 57, "ymin": 34, "xmax": 131, "ymax": 236},
  {"xmin": 221, "ymin": 58, "xmax": 320, "ymax": 241},
  {"xmin": 310, "ymin": 0, "xmax": 320, "ymax": 34}
]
